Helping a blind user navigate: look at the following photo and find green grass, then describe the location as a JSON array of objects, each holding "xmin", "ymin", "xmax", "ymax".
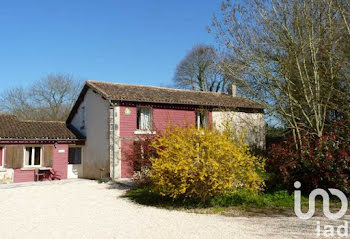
[
  {"xmin": 209, "ymin": 189, "xmax": 296, "ymax": 208},
  {"xmin": 124, "ymin": 186, "xmax": 343, "ymax": 217}
]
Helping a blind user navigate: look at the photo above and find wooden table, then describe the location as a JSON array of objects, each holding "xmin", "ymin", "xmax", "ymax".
[{"xmin": 35, "ymin": 167, "xmax": 52, "ymax": 181}]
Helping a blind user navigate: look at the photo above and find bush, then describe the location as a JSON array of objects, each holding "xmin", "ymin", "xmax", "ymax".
[
  {"xmin": 149, "ymin": 126, "xmax": 265, "ymax": 203},
  {"xmin": 127, "ymin": 134, "xmax": 157, "ymax": 185},
  {"xmin": 267, "ymin": 122, "xmax": 350, "ymax": 193}
]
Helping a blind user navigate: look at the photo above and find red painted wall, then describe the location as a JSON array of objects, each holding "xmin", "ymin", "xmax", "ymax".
[
  {"xmin": 120, "ymin": 105, "xmax": 198, "ymax": 137},
  {"xmin": 13, "ymin": 169, "xmax": 35, "ymax": 183},
  {"xmin": 12, "ymin": 144, "xmax": 69, "ymax": 183},
  {"xmin": 120, "ymin": 106, "xmax": 138, "ymax": 138},
  {"xmin": 153, "ymin": 108, "xmax": 197, "ymax": 131},
  {"xmin": 52, "ymin": 144, "xmax": 68, "ymax": 180},
  {"xmin": 119, "ymin": 104, "xmax": 212, "ymax": 178},
  {"xmin": 121, "ymin": 140, "xmax": 134, "ymax": 178}
]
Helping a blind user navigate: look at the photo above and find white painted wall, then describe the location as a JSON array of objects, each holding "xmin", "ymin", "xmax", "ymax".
[
  {"xmin": 212, "ymin": 111, "xmax": 265, "ymax": 149},
  {"xmin": 67, "ymin": 164, "xmax": 83, "ymax": 179},
  {"xmin": 70, "ymin": 89, "xmax": 110, "ymax": 179},
  {"xmin": 71, "ymin": 99, "xmax": 86, "ymax": 137}
]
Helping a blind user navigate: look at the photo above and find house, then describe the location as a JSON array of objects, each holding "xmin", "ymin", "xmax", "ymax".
[
  {"xmin": 0, "ymin": 114, "xmax": 84, "ymax": 183},
  {"xmin": 66, "ymin": 81, "xmax": 265, "ymax": 180},
  {"xmin": 0, "ymin": 80, "xmax": 264, "ymax": 183}
]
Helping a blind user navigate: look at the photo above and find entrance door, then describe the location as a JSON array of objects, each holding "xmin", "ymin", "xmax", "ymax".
[{"xmin": 67, "ymin": 147, "xmax": 82, "ymax": 178}]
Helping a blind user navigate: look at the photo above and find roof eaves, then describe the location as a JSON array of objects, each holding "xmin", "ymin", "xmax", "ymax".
[
  {"xmin": 111, "ymin": 98, "xmax": 264, "ymax": 109},
  {"xmin": 0, "ymin": 138, "xmax": 84, "ymax": 141}
]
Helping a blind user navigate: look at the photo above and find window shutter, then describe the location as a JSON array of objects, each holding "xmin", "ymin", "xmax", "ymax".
[
  {"xmin": 5, "ymin": 145, "xmax": 24, "ymax": 169},
  {"xmin": 43, "ymin": 145, "xmax": 53, "ymax": 167}
]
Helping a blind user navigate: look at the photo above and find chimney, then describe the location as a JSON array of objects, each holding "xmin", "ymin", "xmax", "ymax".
[{"xmin": 230, "ymin": 84, "xmax": 237, "ymax": 97}]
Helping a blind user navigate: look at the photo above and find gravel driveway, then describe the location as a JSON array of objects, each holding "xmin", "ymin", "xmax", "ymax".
[{"xmin": 0, "ymin": 179, "xmax": 346, "ymax": 239}]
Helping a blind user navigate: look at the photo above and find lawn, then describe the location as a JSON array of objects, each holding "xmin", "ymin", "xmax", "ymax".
[{"xmin": 124, "ymin": 186, "xmax": 343, "ymax": 217}]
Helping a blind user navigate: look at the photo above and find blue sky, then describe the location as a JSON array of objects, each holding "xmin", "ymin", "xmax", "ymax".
[{"xmin": 0, "ymin": 0, "xmax": 221, "ymax": 90}]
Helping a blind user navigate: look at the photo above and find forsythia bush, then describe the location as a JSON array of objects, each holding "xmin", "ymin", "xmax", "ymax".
[{"xmin": 149, "ymin": 126, "xmax": 265, "ymax": 202}]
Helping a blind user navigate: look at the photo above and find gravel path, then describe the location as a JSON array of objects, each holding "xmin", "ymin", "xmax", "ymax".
[{"xmin": 0, "ymin": 179, "xmax": 346, "ymax": 239}]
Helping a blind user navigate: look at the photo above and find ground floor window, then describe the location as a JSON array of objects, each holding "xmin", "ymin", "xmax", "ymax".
[
  {"xmin": 68, "ymin": 147, "xmax": 82, "ymax": 164},
  {"xmin": 24, "ymin": 147, "xmax": 42, "ymax": 167},
  {"xmin": 0, "ymin": 147, "xmax": 3, "ymax": 167}
]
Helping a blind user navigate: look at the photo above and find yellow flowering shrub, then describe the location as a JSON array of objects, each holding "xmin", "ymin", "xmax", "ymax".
[{"xmin": 149, "ymin": 126, "xmax": 265, "ymax": 202}]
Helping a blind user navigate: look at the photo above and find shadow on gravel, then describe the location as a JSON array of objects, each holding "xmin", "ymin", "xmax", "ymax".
[{"xmin": 104, "ymin": 181, "xmax": 133, "ymax": 190}]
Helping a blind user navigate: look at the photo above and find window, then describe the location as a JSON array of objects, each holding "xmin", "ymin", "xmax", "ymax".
[
  {"xmin": 0, "ymin": 147, "xmax": 3, "ymax": 167},
  {"xmin": 196, "ymin": 110, "xmax": 209, "ymax": 129},
  {"xmin": 24, "ymin": 147, "xmax": 42, "ymax": 167},
  {"xmin": 137, "ymin": 107, "xmax": 152, "ymax": 131},
  {"xmin": 68, "ymin": 147, "xmax": 82, "ymax": 164}
]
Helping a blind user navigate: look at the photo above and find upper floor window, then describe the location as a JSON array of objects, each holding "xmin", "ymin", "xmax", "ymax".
[
  {"xmin": 137, "ymin": 107, "xmax": 152, "ymax": 131},
  {"xmin": 196, "ymin": 110, "xmax": 209, "ymax": 129},
  {"xmin": 24, "ymin": 147, "xmax": 42, "ymax": 167}
]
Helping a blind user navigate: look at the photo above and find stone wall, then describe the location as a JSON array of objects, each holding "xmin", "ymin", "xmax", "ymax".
[
  {"xmin": 212, "ymin": 111, "xmax": 265, "ymax": 149},
  {"xmin": 0, "ymin": 169, "xmax": 14, "ymax": 184},
  {"xmin": 109, "ymin": 105, "xmax": 122, "ymax": 180}
]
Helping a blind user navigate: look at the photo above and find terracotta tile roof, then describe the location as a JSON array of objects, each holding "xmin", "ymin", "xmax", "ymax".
[
  {"xmin": 86, "ymin": 81, "xmax": 264, "ymax": 109},
  {"xmin": 0, "ymin": 114, "xmax": 82, "ymax": 140}
]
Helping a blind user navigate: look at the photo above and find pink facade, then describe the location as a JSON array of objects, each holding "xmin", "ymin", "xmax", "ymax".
[
  {"xmin": 121, "ymin": 141, "xmax": 134, "ymax": 178},
  {"xmin": 10, "ymin": 144, "xmax": 69, "ymax": 183},
  {"xmin": 119, "ymin": 104, "xmax": 212, "ymax": 178},
  {"xmin": 119, "ymin": 105, "xmax": 204, "ymax": 136},
  {"xmin": 52, "ymin": 144, "xmax": 68, "ymax": 180},
  {"xmin": 13, "ymin": 169, "xmax": 35, "ymax": 183}
]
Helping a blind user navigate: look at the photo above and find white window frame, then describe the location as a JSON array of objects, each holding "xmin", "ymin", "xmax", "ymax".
[
  {"xmin": 23, "ymin": 146, "xmax": 42, "ymax": 168},
  {"xmin": 196, "ymin": 112, "xmax": 200, "ymax": 129},
  {"xmin": 196, "ymin": 110, "xmax": 209, "ymax": 129},
  {"xmin": 0, "ymin": 147, "xmax": 4, "ymax": 168},
  {"xmin": 136, "ymin": 107, "xmax": 153, "ymax": 132}
]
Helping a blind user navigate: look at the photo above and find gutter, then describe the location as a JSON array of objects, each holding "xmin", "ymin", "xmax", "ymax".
[{"xmin": 0, "ymin": 139, "xmax": 85, "ymax": 145}]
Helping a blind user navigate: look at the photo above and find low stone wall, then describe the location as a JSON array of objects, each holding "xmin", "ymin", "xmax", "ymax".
[{"xmin": 0, "ymin": 169, "xmax": 14, "ymax": 184}]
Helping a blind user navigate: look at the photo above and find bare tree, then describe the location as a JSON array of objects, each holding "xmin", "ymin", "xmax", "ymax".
[
  {"xmin": 0, "ymin": 73, "xmax": 83, "ymax": 121},
  {"xmin": 173, "ymin": 45, "xmax": 229, "ymax": 92},
  {"xmin": 0, "ymin": 87, "xmax": 37, "ymax": 120},
  {"xmin": 211, "ymin": 0, "xmax": 350, "ymax": 148}
]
